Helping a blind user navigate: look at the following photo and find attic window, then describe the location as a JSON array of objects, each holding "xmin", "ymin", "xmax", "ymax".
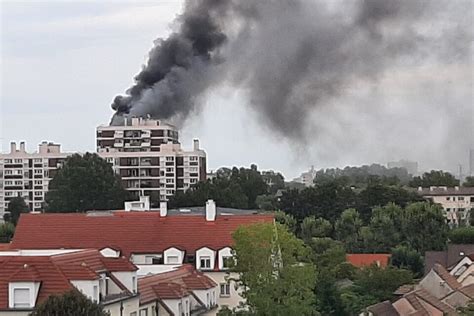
[
  {"xmin": 200, "ymin": 256, "xmax": 211, "ymax": 269},
  {"xmin": 13, "ymin": 288, "xmax": 30, "ymax": 308}
]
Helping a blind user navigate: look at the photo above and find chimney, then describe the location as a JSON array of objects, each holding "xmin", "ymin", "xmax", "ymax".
[
  {"xmin": 206, "ymin": 199, "xmax": 216, "ymax": 221},
  {"xmin": 455, "ymin": 186, "xmax": 459, "ymax": 191},
  {"xmin": 160, "ymin": 201, "xmax": 167, "ymax": 217},
  {"xmin": 418, "ymin": 186, "xmax": 423, "ymax": 191},
  {"xmin": 10, "ymin": 142, "xmax": 16, "ymax": 153},
  {"xmin": 20, "ymin": 141, "xmax": 26, "ymax": 153},
  {"xmin": 193, "ymin": 139, "xmax": 199, "ymax": 151}
]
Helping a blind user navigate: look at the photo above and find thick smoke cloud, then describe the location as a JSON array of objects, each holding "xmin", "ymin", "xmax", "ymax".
[{"xmin": 111, "ymin": 0, "xmax": 472, "ymax": 147}]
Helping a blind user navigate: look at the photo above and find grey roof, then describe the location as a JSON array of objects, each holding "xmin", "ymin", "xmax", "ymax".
[
  {"xmin": 417, "ymin": 187, "xmax": 474, "ymax": 196},
  {"xmin": 165, "ymin": 207, "xmax": 261, "ymax": 216}
]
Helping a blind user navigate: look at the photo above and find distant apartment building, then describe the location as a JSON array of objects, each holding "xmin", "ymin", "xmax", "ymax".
[
  {"xmin": 292, "ymin": 165, "xmax": 317, "ymax": 187},
  {"xmin": 387, "ymin": 159, "xmax": 418, "ymax": 176},
  {"xmin": 0, "ymin": 141, "xmax": 69, "ymax": 216},
  {"xmin": 97, "ymin": 118, "xmax": 207, "ymax": 203},
  {"xmin": 418, "ymin": 186, "xmax": 474, "ymax": 226}
]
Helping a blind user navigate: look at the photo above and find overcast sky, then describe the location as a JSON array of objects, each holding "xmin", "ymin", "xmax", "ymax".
[{"xmin": 1, "ymin": 0, "xmax": 473, "ymax": 179}]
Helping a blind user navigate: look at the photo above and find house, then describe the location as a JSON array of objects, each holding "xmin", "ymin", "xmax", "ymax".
[
  {"xmin": 346, "ymin": 254, "xmax": 391, "ymax": 268},
  {"xmin": 363, "ymin": 261, "xmax": 474, "ymax": 315},
  {"xmin": 425, "ymin": 243, "xmax": 474, "ymax": 274},
  {"xmin": 9, "ymin": 200, "xmax": 274, "ymax": 313},
  {"xmin": 0, "ymin": 249, "xmax": 139, "ymax": 315},
  {"xmin": 417, "ymin": 186, "xmax": 474, "ymax": 226},
  {"xmin": 138, "ymin": 264, "xmax": 218, "ymax": 316}
]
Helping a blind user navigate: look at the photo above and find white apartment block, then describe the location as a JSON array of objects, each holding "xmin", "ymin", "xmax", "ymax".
[
  {"xmin": 418, "ymin": 186, "xmax": 474, "ymax": 226},
  {"xmin": 0, "ymin": 141, "xmax": 69, "ymax": 217},
  {"xmin": 97, "ymin": 117, "xmax": 207, "ymax": 204}
]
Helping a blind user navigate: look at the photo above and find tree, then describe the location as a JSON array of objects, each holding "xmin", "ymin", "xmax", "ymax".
[
  {"xmin": 335, "ymin": 209, "xmax": 363, "ymax": 252},
  {"xmin": 363, "ymin": 204, "xmax": 402, "ymax": 252},
  {"xmin": 29, "ymin": 290, "xmax": 109, "ymax": 316},
  {"xmin": 0, "ymin": 222, "xmax": 15, "ymax": 243},
  {"xmin": 227, "ymin": 223, "xmax": 317, "ymax": 315},
  {"xmin": 390, "ymin": 245, "xmax": 424, "ymax": 277},
  {"xmin": 45, "ymin": 153, "xmax": 129, "ymax": 212},
  {"xmin": 300, "ymin": 216, "xmax": 332, "ymax": 241},
  {"xmin": 274, "ymin": 211, "xmax": 297, "ymax": 234},
  {"xmin": 341, "ymin": 266, "xmax": 413, "ymax": 314},
  {"xmin": 170, "ymin": 165, "xmax": 269, "ymax": 209},
  {"xmin": 255, "ymin": 194, "xmax": 277, "ymax": 211},
  {"xmin": 449, "ymin": 227, "xmax": 474, "ymax": 244},
  {"xmin": 409, "ymin": 170, "xmax": 459, "ymax": 187},
  {"xmin": 261, "ymin": 170, "xmax": 285, "ymax": 194},
  {"xmin": 400, "ymin": 202, "xmax": 448, "ymax": 252},
  {"xmin": 463, "ymin": 176, "xmax": 474, "ymax": 187},
  {"xmin": 5, "ymin": 196, "xmax": 28, "ymax": 225}
]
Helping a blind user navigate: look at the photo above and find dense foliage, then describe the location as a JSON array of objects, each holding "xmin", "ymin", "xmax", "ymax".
[
  {"xmin": 449, "ymin": 227, "xmax": 474, "ymax": 244},
  {"xmin": 45, "ymin": 153, "xmax": 129, "ymax": 212},
  {"xmin": 223, "ymin": 223, "xmax": 317, "ymax": 315},
  {"xmin": 29, "ymin": 290, "xmax": 109, "ymax": 316},
  {"xmin": 4, "ymin": 196, "xmax": 28, "ymax": 225},
  {"xmin": 464, "ymin": 176, "xmax": 474, "ymax": 187},
  {"xmin": 409, "ymin": 170, "xmax": 460, "ymax": 187},
  {"xmin": 314, "ymin": 164, "xmax": 412, "ymax": 187},
  {"xmin": 169, "ymin": 165, "xmax": 279, "ymax": 209},
  {"xmin": 0, "ymin": 222, "xmax": 15, "ymax": 243}
]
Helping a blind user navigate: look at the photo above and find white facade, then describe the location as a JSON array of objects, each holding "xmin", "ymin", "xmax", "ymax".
[
  {"xmin": 0, "ymin": 141, "xmax": 70, "ymax": 216},
  {"xmin": 97, "ymin": 118, "xmax": 207, "ymax": 203},
  {"xmin": 293, "ymin": 166, "xmax": 317, "ymax": 187}
]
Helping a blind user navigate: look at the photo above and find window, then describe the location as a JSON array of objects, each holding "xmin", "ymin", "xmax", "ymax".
[
  {"xmin": 447, "ymin": 197, "xmax": 451, "ymax": 201},
  {"xmin": 34, "ymin": 169, "xmax": 42, "ymax": 174},
  {"xmin": 459, "ymin": 197, "xmax": 465, "ymax": 201},
  {"xmin": 140, "ymin": 308, "xmax": 148, "ymax": 316},
  {"xmin": 14, "ymin": 159, "xmax": 22, "ymax": 163},
  {"xmin": 222, "ymin": 256, "xmax": 233, "ymax": 269},
  {"xmin": 178, "ymin": 303, "xmax": 183, "ymax": 316},
  {"xmin": 34, "ymin": 191, "xmax": 42, "ymax": 196},
  {"xmin": 93, "ymin": 285, "xmax": 99, "ymax": 302},
  {"xmin": 206, "ymin": 293, "xmax": 210, "ymax": 307},
  {"xmin": 453, "ymin": 197, "xmax": 457, "ymax": 201},
  {"xmin": 167, "ymin": 256, "xmax": 180, "ymax": 264},
  {"xmin": 185, "ymin": 301, "xmax": 189, "ymax": 316},
  {"xmin": 130, "ymin": 313, "xmax": 137, "ymax": 316},
  {"xmin": 13, "ymin": 288, "xmax": 30, "ymax": 308},
  {"xmin": 132, "ymin": 276, "xmax": 137, "ymax": 293},
  {"xmin": 166, "ymin": 157, "xmax": 174, "ymax": 161},
  {"xmin": 34, "ymin": 180, "xmax": 42, "ymax": 185},
  {"xmin": 220, "ymin": 283, "xmax": 231, "ymax": 297},
  {"xmin": 200, "ymin": 256, "xmax": 211, "ymax": 269}
]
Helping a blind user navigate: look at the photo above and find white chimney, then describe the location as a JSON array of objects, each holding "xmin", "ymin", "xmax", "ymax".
[
  {"xmin": 418, "ymin": 186, "xmax": 423, "ymax": 191},
  {"xmin": 10, "ymin": 142, "xmax": 16, "ymax": 153},
  {"xmin": 193, "ymin": 139, "xmax": 199, "ymax": 151},
  {"xmin": 160, "ymin": 201, "xmax": 168, "ymax": 217},
  {"xmin": 455, "ymin": 186, "xmax": 459, "ymax": 191},
  {"xmin": 206, "ymin": 199, "xmax": 216, "ymax": 221},
  {"xmin": 20, "ymin": 141, "xmax": 26, "ymax": 153}
]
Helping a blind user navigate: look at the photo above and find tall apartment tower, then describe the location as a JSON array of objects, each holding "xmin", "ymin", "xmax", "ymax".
[
  {"xmin": 97, "ymin": 118, "xmax": 207, "ymax": 204},
  {"xmin": 0, "ymin": 141, "xmax": 69, "ymax": 216}
]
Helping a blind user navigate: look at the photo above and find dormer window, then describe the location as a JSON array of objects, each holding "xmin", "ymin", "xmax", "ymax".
[
  {"xmin": 222, "ymin": 256, "xmax": 233, "ymax": 269},
  {"xmin": 9, "ymin": 282, "xmax": 40, "ymax": 309},
  {"xmin": 200, "ymin": 257, "xmax": 211, "ymax": 269}
]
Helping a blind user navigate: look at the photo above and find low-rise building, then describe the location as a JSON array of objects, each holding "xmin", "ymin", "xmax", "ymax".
[
  {"xmin": 346, "ymin": 254, "xmax": 391, "ymax": 268},
  {"xmin": 0, "ymin": 249, "xmax": 139, "ymax": 315},
  {"xmin": 9, "ymin": 200, "xmax": 274, "ymax": 313},
  {"xmin": 418, "ymin": 186, "xmax": 474, "ymax": 226}
]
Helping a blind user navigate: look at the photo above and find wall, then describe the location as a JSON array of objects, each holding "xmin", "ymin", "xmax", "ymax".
[
  {"xmin": 112, "ymin": 272, "xmax": 137, "ymax": 293},
  {"xmin": 418, "ymin": 270, "xmax": 453, "ymax": 299},
  {"xmin": 103, "ymin": 296, "xmax": 140, "ymax": 316},
  {"xmin": 204, "ymin": 272, "xmax": 243, "ymax": 312},
  {"xmin": 71, "ymin": 280, "xmax": 100, "ymax": 302}
]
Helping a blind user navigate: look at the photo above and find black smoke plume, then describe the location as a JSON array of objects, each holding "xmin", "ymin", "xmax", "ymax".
[{"xmin": 111, "ymin": 0, "xmax": 472, "ymax": 143}]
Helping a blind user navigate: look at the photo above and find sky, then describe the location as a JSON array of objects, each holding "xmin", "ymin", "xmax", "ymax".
[{"xmin": 1, "ymin": 0, "xmax": 473, "ymax": 179}]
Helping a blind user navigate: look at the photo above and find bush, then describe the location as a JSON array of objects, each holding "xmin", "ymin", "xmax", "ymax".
[
  {"xmin": 449, "ymin": 227, "xmax": 474, "ymax": 244},
  {"xmin": 0, "ymin": 222, "xmax": 15, "ymax": 243}
]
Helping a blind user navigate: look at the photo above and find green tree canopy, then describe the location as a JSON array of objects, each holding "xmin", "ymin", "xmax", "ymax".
[
  {"xmin": 226, "ymin": 222, "xmax": 317, "ymax": 316},
  {"xmin": 390, "ymin": 244, "xmax": 424, "ymax": 278},
  {"xmin": 300, "ymin": 216, "xmax": 332, "ymax": 241},
  {"xmin": 4, "ymin": 196, "xmax": 28, "ymax": 225},
  {"xmin": 274, "ymin": 210, "xmax": 297, "ymax": 233},
  {"xmin": 0, "ymin": 222, "xmax": 15, "ymax": 243},
  {"xmin": 45, "ymin": 153, "xmax": 128, "ymax": 212},
  {"xmin": 449, "ymin": 227, "xmax": 474, "ymax": 244},
  {"xmin": 335, "ymin": 209, "xmax": 363, "ymax": 252},
  {"xmin": 409, "ymin": 170, "xmax": 460, "ymax": 187},
  {"xmin": 363, "ymin": 204, "xmax": 402, "ymax": 252},
  {"xmin": 463, "ymin": 176, "xmax": 474, "ymax": 187},
  {"xmin": 170, "ymin": 165, "xmax": 270, "ymax": 209},
  {"xmin": 29, "ymin": 290, "xmax": 109, "ymax": 316}
]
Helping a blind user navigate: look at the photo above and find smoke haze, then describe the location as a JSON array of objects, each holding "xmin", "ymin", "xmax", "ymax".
[{"xmin": 110, "ymin": 0, "xmax": 473, "ymax": 172}]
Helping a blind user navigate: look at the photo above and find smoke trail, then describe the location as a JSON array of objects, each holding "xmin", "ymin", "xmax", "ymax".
[{"xmin": 110, "ymin": 0, "xmax": 472, "ymax": 143}]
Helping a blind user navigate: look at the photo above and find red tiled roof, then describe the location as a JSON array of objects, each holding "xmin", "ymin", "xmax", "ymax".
[
  {"xmin": 11, "ymin": 212, "xmax": 274, "ymax": 257},
  {"xmin": 433, "ymin": 263, "xmax": 461, "ymax": 290},
  {"xmin": 0, "ymin": 243, "xmax": 10, "ymax": 250},
  {"xmin": 0, "ymin": 256, "xmax": 73, "ymax": 309},
  {"xmin": 138, "ymin": 265, "xmax": 217, "ymax": 304},
  {"xmin": 346, "ymin": 254, "xmax": 391, "ymax": 268},
  {"xmin": 0, "ymin": 249, "xmax": 139, "ymax": 309}
]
